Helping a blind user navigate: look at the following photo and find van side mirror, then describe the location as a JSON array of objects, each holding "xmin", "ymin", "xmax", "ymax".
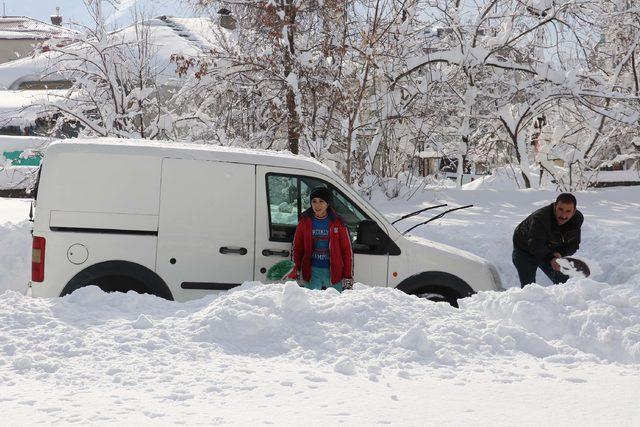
[
  {"xmin": 357, "ymin": 220, "xmax": 383, "ymax": 246},
  {"xmin": 354, "ymin": 219, "xmax": 399, "ymax": 255}
]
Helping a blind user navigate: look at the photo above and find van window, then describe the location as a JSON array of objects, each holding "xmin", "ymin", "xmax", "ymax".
[
  {"xmin": 266, "ymin": 173, "xmax": 369, "ymax": 244},
  {"xmin": 267, "ymin": 175, "xmax": 300, "ymax": 230}
]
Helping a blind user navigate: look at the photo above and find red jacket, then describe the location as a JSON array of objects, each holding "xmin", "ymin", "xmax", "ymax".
[{"xmin": 289, "ymin": 208, "xmax": 353, "ymax": 284}]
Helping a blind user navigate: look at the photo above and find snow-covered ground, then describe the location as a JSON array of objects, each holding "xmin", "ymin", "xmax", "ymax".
[{"xmin": 1, "ymin": 187, "xmax": 639, "ymax": 425}]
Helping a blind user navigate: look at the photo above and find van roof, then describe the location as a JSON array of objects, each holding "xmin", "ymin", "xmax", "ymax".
[{"xmin": 46, "ymin": 138, "xmax": 333, "ymax": 174}]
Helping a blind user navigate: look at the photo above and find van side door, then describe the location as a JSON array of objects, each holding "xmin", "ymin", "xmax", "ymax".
[
  {"xmin": 156, "ymin": 158, "xmax": 256, "ymax": 300},
  {"xmin": 255, "ymin": 166, "xmax": 389, "ymax": 286}
]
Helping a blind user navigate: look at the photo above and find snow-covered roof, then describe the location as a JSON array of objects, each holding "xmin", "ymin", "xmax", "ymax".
[
  {"xmin": 0, "ymin": 134, "xmax": 49, "ymax": 151},
  {"xmin": 106, "ymin": 16, "xmax": 219, "ymax": 58},
  {"xmin": 0, "ymin": 89, "xmax": 64, "ymax": 127},
  {"xmin": 0, "ymin": 89, "xmax": 61, "ymax": 109},
  {"xmin": 157, "ymin": 16, "xmax": 220, "ymax": 52},
  {"xmin": 0, "ymin": 32, "xmax": 66, "ymax": 89},
  {"xmin": 0, "ymin": 16, "xmax": 224, "ymax": 90},
  {"xmin": 0, "ymin": 16, "xmax": 76, "ymax": 40},
  {"xmin": 417, "ymin": 150, "xmax": 439, "ymax": 158},
  {"xmin": 46, "ymin": 138, "xmax": 332, "ymax": 174}
]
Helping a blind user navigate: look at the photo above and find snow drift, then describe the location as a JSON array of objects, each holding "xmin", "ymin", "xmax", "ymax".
[
  {"xmin": 1, "ymin": 188, "xmax": 639, "ymax": 424},
  {"xmin": 2, "ymin": 279, "xmax": 638, "ymax": 379}
]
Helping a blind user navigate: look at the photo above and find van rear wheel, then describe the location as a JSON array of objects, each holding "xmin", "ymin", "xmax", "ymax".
[
  {"xmin": 61, "ymin": 261, "xmax": 174, "ymax": 300},
  {"xmin": 83, "ymin": 275, "xmax": 151, "ymax": 296}
]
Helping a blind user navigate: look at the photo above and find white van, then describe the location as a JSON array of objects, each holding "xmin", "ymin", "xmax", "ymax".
[{"xmin": 29, "ymin": 139, "xmax": 503, "ymax": 305}]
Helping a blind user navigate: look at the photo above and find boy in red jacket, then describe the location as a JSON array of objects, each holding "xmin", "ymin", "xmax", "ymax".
[{"xmin": 288, "ymin": 187, "xmax": 354, "ymax": 291}]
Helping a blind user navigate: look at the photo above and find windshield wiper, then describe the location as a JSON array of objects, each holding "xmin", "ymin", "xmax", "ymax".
[
  {"xmin": 391, "ymin": 204, "xmax": 448, "ymax": 225},
  {"xmin": 402, "ymin": 204, "xmax": 474, "ymax": 235}
]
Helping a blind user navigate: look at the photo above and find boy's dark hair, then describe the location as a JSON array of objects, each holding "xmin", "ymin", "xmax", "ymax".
[
  {"xmin": 556, "ymin": 193, "xmax": 577, "ymax": 207},
  {"xmin": 310, "ymin": 186, "xmax": 332, "ymax": 204}
]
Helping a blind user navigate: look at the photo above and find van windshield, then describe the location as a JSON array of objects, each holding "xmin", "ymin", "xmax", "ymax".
[
  {"xmin": 325, "ymin": 176, "xmax": 396, "ymax": 232},
  {"xmin": 347, "ymin": 192, "xmax": 394, "ymax": 230}
]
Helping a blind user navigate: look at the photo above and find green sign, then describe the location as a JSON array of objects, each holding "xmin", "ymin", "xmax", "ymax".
[{"xmin": 2, "ymin": 150, "xmax": 42, "ymax": 166}]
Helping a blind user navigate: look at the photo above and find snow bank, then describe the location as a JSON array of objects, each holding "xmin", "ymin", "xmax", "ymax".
[
  {"xmin": 0, "ymin": 189, "xmax": 639, "ymax": 423},
  {"xmin": 463, "ymin": 166, "xmax": 540, "ymax": 190},
  {"xmin": 0, "ymin": 221, "xmax": 30, "ymax": 293},
  {"xmin": 0, "ymin": 199, "xmax": 30, "ymax": 292},
  {"xmin": 1, "ymin": 280, "xmax": 638, "ymax": 381},
  {"xmin": 462, "ymin": 279, "xmax": 640, "ymax": 364}
]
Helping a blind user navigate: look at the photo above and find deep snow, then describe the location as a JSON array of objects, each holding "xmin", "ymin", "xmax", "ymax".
[{"xmin": 1, "ymin": 187, "xmax": 639, "ymax": 425}]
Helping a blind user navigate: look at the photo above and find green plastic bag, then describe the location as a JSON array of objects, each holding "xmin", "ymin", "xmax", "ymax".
[{"xmin": 266, "ymin": 259, "xmax": 295, "ymax": 281}]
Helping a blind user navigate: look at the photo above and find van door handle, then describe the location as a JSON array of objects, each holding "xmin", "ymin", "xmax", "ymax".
[
  {"xmin": 220, "ymin": 247, "xmax": 248, "ymax": 255},
  {"xmin": 262, "ymin": 249, "xmax": 290, "ymax": 257}
]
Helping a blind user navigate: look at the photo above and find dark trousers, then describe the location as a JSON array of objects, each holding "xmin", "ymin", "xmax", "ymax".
[{"xmin": 512, "ymin": 246, "xmax": 569, "ymax": 288}]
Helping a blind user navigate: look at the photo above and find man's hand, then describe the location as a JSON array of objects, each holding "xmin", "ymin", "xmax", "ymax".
[{"xmin": 550, "ymin": 252, "xmax": 563, "ymax": 271}]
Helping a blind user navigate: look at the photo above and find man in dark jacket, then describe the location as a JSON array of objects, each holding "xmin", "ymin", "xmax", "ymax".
[{"xmin": 512, "ymin": 193, "xmax": 584, "ymax": 288}]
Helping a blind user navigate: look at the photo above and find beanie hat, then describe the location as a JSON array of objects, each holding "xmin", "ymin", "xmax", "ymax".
[{"xmin": 309, "ymin": 187, "xmax": 332, "ymax": 204}]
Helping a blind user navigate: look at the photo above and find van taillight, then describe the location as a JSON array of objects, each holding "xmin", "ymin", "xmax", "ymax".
[{"xmin": 32, "ymin": 236, "xmax": 45, "ymax": 282}]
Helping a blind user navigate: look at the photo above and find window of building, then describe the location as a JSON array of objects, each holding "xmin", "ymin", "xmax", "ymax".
[{"xmin": 17, "ymin": 80, "xmax": 72, "ymax": 90}]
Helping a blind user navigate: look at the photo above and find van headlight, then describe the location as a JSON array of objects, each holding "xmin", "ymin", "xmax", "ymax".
[{"xmin": 487, "ymin": 263, "xmax": 504, "ymax": 291}]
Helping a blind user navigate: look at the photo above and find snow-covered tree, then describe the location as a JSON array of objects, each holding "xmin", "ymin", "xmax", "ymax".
[
  {"xmin": 45, "ymin": 1, "xmax": 183, "ymax": 139},
  {"xmin": 167, "ymin": 0, "xmax": 640, "ymax": 193},
  {"xmin": 385, "ymin": 0, "xmax": 640, "ymax": 189},
  {"xmin": 175, "ymin": 1, "xmax": 338, "ymax": 153},
  {"xmin": 175, "ymin": 1, "xmax": 427, "ymax": 187}
]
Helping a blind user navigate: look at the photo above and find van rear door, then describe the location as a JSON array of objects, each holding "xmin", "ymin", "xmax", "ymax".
[{"xmin": 156, "ymin": 158, "xmax": 256, "ymax": 300}]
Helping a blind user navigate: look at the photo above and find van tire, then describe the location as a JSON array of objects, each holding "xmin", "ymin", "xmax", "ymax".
[
  {"xmin": 396, "ymin": 271, "xmax": 475, "ymax": 308},
  {"xmin": 413, "ymin": 288, "xmax": 459, "ymax": 307},
  {"xmin": 60, "ymin": 261, "xmax": 174, "ymax": 300}
]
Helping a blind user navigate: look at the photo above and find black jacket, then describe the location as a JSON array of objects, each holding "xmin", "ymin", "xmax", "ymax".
[{"xmin": 513, "ymin": 203, "xmax": 584, "ymax": 264}]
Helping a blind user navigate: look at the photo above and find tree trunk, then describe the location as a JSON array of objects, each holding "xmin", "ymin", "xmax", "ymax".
[
  {"xmin": 516, "ymin": 134, "xmax": 533, "ymax": 189},
  {"xmin": 284, "ymin": 0, "xmax": 299, "ymax": 154},
  {"xmin": 456, "ymin": 136, "xmax": 468, "ymax": 188},
  {"xmin": 286, "ymin": 86, "xmax": 299, "ymax": 154}
]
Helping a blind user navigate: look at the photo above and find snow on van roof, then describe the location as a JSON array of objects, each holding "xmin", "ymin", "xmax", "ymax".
[{"xmin": 46, "ymin": 138, "xmax": 333, "ymax": 173}]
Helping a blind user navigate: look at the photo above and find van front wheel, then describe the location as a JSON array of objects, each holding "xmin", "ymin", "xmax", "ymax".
[
  {"xmin": 413, "ymin": 289, "xmax": 459, "ymax": 307},
  {"xmin": 396, "ymin": 271, "xmax": 475, "ymax": 308},
  {"xmin": 60, "ymin": 261, "xmax": 174, "ymax": 300}
]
